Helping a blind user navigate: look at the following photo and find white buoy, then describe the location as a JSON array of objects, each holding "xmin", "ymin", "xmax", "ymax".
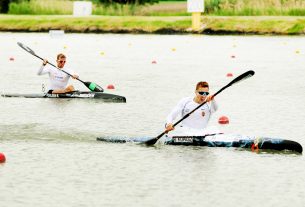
[{"xmin": 49, "ymin": 30, "xmax": 65, "ymax": 38}]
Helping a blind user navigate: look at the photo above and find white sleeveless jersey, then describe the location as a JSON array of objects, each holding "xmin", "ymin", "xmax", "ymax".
[
  {"xmin": 37, "ymin": 65, "xmax": 75, "ymax": 90},
  {"xmin": 166, "ymin": 97, "xmax": 218, "ymax": 130}
]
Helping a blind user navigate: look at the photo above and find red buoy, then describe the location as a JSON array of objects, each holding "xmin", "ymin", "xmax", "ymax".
[
  {"xmin": 226, "ymin": 73, "xmax": 233, "ymax": 77},
  {"xmin": 0, "ymin": 153, "xmax": 6, "ymax": 163},
  {"xmin": 107, "ymin": 84, "xmax": 115, "ymax": 89},
  {"xmin": 218, "ymin": 116, "xmax": 229, "ymax": 124},
  {"xmin": 251, "ymin": 143, "xmax": 259, "ymax": 152}
]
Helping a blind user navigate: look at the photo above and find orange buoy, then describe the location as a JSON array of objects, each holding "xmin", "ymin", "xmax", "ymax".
[
  {"xmin": 218, "ymin": 116, "xmax": 229, "ymax": 124},
  {"xmin": 0, "ymin": 153, "xmax": 6, "ymax": 163},
  {"xmin": 151, "ymin": 60, "xmax": 157, "ymax": 64},
  {"xmin": 107, "ymin": 84, "xmax": 115, "ymax": 89},
  {"xmin": 226, "ymin": 73, "xmax": 233, "ymax": 77}
]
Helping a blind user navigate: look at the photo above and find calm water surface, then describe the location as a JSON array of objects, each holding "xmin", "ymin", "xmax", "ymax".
[{"xmin": 0, "ymin": 32, "xmax": 305, "ymax": 207}]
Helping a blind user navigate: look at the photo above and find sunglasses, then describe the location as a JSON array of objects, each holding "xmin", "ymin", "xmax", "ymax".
[
  {"xmin": 198, "ymin": 91, "xmax": 209, "ymax": 96},
  {"xmin": 58, "ymin": 60, "xmax": 66, "ymax": 63}
]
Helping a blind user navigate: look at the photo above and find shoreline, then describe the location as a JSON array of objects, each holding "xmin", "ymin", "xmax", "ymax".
[{"xmin": 1, "ymin": 15, "xmax": 305, "ymax": 35}]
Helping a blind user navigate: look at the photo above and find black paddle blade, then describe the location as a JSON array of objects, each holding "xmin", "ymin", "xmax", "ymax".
[
  {"xmin": 143, "ymin": 132, "xmax": 165, "ymax": 146},
  {"xmin": 17, "ymin": 42, "xmax": 36, "ymax": 56},
  {"xmin": 213, "ymin": 70, "xmax": 255, "ymax": 97},
  {"xmin": 143, "ymin": 138, "xmax": 158, "ymax": 146},
  {"xmin": 229, "ymin": 70, "xmax": 255, "ymax": 86},
  {"xmin": 84, "ymin": 82, "xmax": 104, "ymax": 92}
]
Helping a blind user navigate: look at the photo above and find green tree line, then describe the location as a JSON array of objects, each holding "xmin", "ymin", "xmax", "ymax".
[
  {"xmin": 0, "ymin": 0, "xmax": 12, "ymax": 13},
  {"xmin": 1, "ymin": 0, "xmax": 158, "ymax": 13},
  {"xmin": 2, "ymin": 0, "xmax": 305, "ymax": 16},
  {"xmin": 95, "ymin": 0, "xmax": 158, "ymax": 5}
]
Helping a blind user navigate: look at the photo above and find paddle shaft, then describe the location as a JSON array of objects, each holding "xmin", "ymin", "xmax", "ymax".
[{"xmin": 146, "ymin": 70, "xmax": 255, "ymax": 145}]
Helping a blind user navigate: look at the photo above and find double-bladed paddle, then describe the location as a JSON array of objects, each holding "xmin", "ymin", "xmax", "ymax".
[
  {"xmin": 143, "ymin": 70, "xmax": 255, "ymax": 146},
  {"xmin": 17, "ymin": 42, "xmax": 104, "ymax": 92}
]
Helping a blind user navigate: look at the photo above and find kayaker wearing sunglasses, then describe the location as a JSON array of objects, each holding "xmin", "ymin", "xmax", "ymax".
[
  {"xmin": 37, "ymin": 53, "xmax": 79, "ymax": 94},
  {"xmin": 165, "ymin": 81, "xmax": 218, "ymax": 133}
]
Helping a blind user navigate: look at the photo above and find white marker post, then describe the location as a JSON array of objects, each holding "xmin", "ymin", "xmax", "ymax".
[
  {"xmin": 73, "ymin": 1, "xmax": 92, "ymax": 16},
  {"xmin": 187, "ymin": 0, "xmax": 204, "ymax": 31}
]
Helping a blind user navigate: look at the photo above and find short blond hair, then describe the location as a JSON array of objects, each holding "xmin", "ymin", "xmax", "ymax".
[
  {"xmin": 196, "ymin": 81, "xmax": 209, "ymax": 90},
  {"xmin": 57, "ymin": 53, "xmax": 66, "ymax": 60}
]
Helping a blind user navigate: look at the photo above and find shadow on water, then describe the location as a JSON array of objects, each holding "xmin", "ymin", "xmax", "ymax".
[{"xmin": 0, "ymin": 123, "xmax": 95, "ymax": 142}]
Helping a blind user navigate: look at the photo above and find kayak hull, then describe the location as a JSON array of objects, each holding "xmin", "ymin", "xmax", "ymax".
[
  {"xmin": 166, "ymin": 135, "xmax": 302, "ymax": 153},
  {"xmin": 96, "ymin": 134, "xmax": 303, "ymax": 153},
  {"xmin": 1, "ymin": 91, "xmax": 126, "ymax": 102}
]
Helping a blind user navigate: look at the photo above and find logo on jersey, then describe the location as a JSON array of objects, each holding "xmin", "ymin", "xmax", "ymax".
[
  {"xmin": 201, "ymin": 108, "xmax": 206, "ymax": 117},
  {"xmin": 55, "ymin": 76, "xmax": 64, "ymax": 80}
]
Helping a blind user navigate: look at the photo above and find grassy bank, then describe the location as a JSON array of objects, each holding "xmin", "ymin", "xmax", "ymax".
[{"xmin": 0, "ymin": 15, "xmax": 305, "ymax": 35}]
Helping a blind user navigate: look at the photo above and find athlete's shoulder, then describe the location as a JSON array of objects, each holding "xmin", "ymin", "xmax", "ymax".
[
  {"xmin": 64, "ymin": 68, "xmax": 75, "ymax": 74},
  {"xmin": 47, "ymin": 66, "xmax": 57, "ymax": 72},
  {"xmin": 178, "ymin": 97, "xmax": 193, "ymax": 104},
  {"xmin": 43, "ymin": 65, "xmax": 53, "ymax": 72}
]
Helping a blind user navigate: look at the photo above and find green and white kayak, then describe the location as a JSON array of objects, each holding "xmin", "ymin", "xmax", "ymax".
[{"xmin": 1, "ymin": 91, "xmax": 126, "ymax": 102}]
